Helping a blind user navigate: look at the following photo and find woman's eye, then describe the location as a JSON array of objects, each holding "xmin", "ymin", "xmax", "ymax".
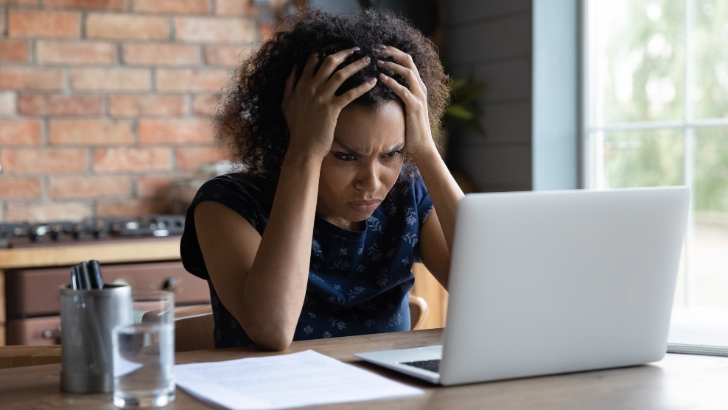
[
  {"xmin": 335, "ymin": 153, "xmax": 356, "ymax": 161},
  {"xmin": 384, "ymin": 150, "xmax": 402, "ymax": 159}
]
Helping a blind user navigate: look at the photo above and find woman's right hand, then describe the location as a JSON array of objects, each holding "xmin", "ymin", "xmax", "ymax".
[{"xmin": 281, "ymin": 47, "xmax": 376, "ymax": 160}]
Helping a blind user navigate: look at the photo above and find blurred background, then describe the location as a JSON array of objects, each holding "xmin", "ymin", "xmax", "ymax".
[{"xmin": 0, "ymin": 0, "xmax": 726, "ymax": 346}]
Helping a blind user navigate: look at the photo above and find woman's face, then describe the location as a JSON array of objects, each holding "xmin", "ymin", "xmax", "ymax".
[{"xmin": 317, "ymin": 101, "xmax": 406, "ymax": 229}]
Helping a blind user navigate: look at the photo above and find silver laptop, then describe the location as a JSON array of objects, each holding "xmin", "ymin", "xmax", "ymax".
[{"xmin": 356, "ymin": 187, "xmax": 690, "ymax": 386}]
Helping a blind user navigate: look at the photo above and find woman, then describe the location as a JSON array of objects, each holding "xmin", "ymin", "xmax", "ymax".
[{"xmin": 181, "ymin": 8, "xmax": 464, "ymax": 350}]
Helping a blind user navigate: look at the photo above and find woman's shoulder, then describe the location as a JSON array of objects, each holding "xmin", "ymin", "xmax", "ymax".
[
  {"xmin": 380, "ymin": 167, "xmax": 432, "ymax": 225},
  {"xmin": 194, "ymin": 172, "xmax": 277, "ymax": 207},
  {"xmin": 389, "ymin": 166, "xmax": 429, "ymax": 202}
]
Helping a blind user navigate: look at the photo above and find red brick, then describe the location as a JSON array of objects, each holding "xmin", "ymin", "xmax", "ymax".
[
  {"xmin": 0, "ymin": 67, "xmax": 64, "ymax": 90},
  {"xmin": 37, "ymin": 40, "xmax": 116, "ymax": 65},
  {"xmin": 1, "ymin": 149, "xmax": 87, "ymax": 174},
  {"xmin": 19, "ymin": 94, "xmax": 103, "ymax": 116},
  {"xmin": 71, "ymin": 68, "xmax": 150, "ymax": 91},
  {"xmin": 204, "ymin": 45, "xmax": 252, "ymax": 66},
  {"xmin": 86, "ymin": 13, "xmax": 169, "ymax": 40},
  {"xmin": 155, "ymin": 69, "xmax": 230, "ymax": 92},
  {"xmin": 0, "ymin": 120, "xmax": 42, "ymax": 145},
  {"xmin": 192, "ymin": 94, "xmax": 221, "ymax": 116},
  {"xmin": 135, "ymin": 174, "xmax": 178, "ymax": 198},
  {"xmin": 133, "ymin": 0, "xmax": 208, "ymax": 15},
  {"xmin": 0, "ymin": 92, "xmax": 17, "ymax": 116},
  {"xmin": 138, "ymin": 118, "xmax": 214, "ymax": 144},
  {"xmin": 122, "ymin": 43, "xmax": 200, "ymax": 66},
  {"xmin": 0, "ymin": 178, "xmax": 43, "ymax": 199},
  {"xmin": 96, "ymin": 198, "xmax": 170, "ymax": 218},
  {"xmin": 175, "ymin": 146, "xmax": 227, "ymax": 170},
  {"xmin": 0, "ymin": 0, "xmax": 37, "ymax": 5},
  {"xmin": 7, "ymin": 202, "xmax": 92, "ymax": 223},
  {"xmin": 109, "ymin": 95, "xmax": 186, "ymax": 116},
  {"xmin": 50, "ymin": 119, "xmax": 133, "ymax": 145},
  {"xmin": 175, "ymin": 17, "xmax": 256, "ymax": 43},
  {"xmin": 94, "ymin": 147, "xmax": 172, "ymax": 172},
  {"xmin": 215, "ymin": 0, "xmax": 256, "ymax": 16},
  {"xmin": 0, "ymin": 40, "xmax": 31, "ymax": 63},
  {"xmin": 42, "ymin": 0, "xmax": 126, "ymax": 11},
  {"xmin": 49, "ymin": 175, "xmax": 130, "ymax": 199},
  {"xmin": 8, "ymin": 10, "xmax": 80, "ymax": 38}
]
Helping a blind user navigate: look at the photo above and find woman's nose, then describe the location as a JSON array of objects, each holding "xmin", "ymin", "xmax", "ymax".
[{"xmin": 354, "ymin": 164, "xmax": 381, "ymax": 192}]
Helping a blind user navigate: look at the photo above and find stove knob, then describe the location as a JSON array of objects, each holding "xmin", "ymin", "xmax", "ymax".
[
  {"xmin": 30, "ymin": 225, "xmax": 49, "ymax": 242},
  {"xmin": 162, "ymin": 277, "xmax": 179, "ymax": 292},
  {"xmin": 73, "ymin": 223, "xmax": 88, "ymax": 240},
  {"xmin": 50, "ymin": 224, "xmax": 65, "ymax": 241}
]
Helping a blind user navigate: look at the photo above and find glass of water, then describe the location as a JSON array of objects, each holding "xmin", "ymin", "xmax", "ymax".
[{"xmin": 113, "ymin": 290, "xmax": 175, "ymax": 408}]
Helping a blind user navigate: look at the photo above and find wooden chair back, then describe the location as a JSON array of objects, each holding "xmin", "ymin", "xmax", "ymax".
[
  {"xmin": 408, "ymin": 295, "xmax": 429, "ymax": 331},
  {"xmin": 174, "ymin": 305, "xmax": 215, "ymax": 352},
  {"xmin": 174, "ymin": 295, "xmax": 431, "ymax": 352}
]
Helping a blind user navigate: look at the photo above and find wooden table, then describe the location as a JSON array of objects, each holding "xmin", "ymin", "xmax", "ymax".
[{"xmin": 2, "ymin": 329, "xmax": 728, "ymax": 409}]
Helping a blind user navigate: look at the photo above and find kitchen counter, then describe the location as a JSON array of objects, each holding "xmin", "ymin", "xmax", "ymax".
[{"xmin": 0, "ymin": 236, "xmax": 181, "ymax": 270}]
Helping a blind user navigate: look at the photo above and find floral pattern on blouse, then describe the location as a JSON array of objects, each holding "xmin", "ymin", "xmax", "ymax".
[{"xmin": 180, "ymin": 171, "xmax": 433, "ymax": 349}]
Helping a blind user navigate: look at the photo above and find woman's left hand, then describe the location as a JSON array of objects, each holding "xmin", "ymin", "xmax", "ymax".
[{"xmin": 377, "ymin": 46, "xmax": 438, "ymax": 159}]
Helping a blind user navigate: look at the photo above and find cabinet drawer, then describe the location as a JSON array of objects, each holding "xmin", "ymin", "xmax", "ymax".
[
  {"xmin": 6, "ymin": 316, "xmax": 60, "ymax": 346},
  {"xmin": 5, "ymin": 261, "xmax": 209, "ymax": 318}
]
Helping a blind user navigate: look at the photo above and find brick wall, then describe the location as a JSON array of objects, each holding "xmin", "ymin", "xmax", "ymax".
[{"xmin": 0, "ymin": 0, "xmax": 263, "ymax": 222}]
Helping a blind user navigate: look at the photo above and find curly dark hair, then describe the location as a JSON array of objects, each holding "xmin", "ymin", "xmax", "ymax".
[{"xmin": 216, "ymin": 8, "xmax": 450, "ymax": 177}]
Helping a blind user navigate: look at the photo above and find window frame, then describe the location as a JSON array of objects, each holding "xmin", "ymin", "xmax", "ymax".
[{"xmin": 581, "ymin": 0, "xmax": 728, "ymax": 306}]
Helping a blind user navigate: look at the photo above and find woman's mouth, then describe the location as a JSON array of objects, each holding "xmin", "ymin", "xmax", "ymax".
[{"xmin": 348, "ymin": 200, "xmax": 382, "ymax": 214}]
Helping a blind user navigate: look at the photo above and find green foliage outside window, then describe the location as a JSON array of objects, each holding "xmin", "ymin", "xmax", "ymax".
[{"xmin": 600, "ymin": 0, "xmax": 728, "ymax": 213}]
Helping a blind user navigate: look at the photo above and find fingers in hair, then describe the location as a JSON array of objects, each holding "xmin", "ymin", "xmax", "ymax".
[
  {"xmin": 336, "ymin": 77, "xmax": 377, "ymax": 107},
  {"xmin": 378, "ymin": 46, "xmax": 417, "ymax": 72},
  {"xmin": 314, "ymin": 47, "xmax": 360, "ymax": 84},
  {"xmin": 376, "ymin": 60, "xmax": 424, "ymax": 95},
  {"xmin": 323, "ymin": 56, "xmax": 371, "ymax": 96},
  {"xmin": 378, "ymin": 73, "xmax": 416, "ymax": 105}
]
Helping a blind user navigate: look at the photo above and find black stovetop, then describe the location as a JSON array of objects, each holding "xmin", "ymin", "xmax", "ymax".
[{"xmin": 0, "ymin": 215, "xmax": 186, "ymax": 249}]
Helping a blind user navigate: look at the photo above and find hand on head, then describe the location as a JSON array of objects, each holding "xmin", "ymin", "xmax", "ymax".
[
  {"xmin": 281, "ymin": 44, "xmax": 436, "ymax": 163},
  {"xmin": 281, "ymin": 47, "xmax": 377, "ymax": 161},
  {"xmin": 377, "ymin": 46, "xmax": 436, "ymax": 159}
]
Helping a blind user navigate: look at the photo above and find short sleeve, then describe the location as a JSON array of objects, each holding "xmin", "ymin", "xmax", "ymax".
[
  {"xmin": 180, "ymin": 174, "xmax": 272, "ymax": 280},
  {"xmin": 411, "ymin": 176, "xmax": 434, "ymax": 226}
]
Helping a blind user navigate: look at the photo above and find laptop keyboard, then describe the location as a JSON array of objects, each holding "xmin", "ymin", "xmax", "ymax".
[{"xmin": 401, "ymin": 359, "xmax": 441, "ymax": 373}]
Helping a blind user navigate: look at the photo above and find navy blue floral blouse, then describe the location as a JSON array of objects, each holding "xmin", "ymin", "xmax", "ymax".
[{"xmin": 180, "ymin": 171, "xmax": 433, "ymax": 348}]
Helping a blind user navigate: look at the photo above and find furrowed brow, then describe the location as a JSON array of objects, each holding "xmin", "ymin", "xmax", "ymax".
[
  {"xmin": 333, "ymin": 139, "xmax": 365, "ymax": 157},
  {"xmin": 385, "ymin": 143, "xmax": 405, "ymax": 153}
]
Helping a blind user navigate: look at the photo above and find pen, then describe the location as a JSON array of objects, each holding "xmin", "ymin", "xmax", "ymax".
[
  {"xmin": 88, "ymin": 260, "xmax": 103, "ymax": 289},
  {"xmin": 78, "ymin": 262, "xmax": 91, "ymax": 290},
  {"xmin": 70, "ymin": 266, "xmax": 79, "ymax": 290}
]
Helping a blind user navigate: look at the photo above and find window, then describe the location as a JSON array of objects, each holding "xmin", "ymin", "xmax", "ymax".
[{"xmin": 584, "ymin": 0, "xmax": 728, "ymax": 307}]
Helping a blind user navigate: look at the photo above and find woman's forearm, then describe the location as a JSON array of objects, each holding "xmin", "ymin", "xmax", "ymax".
[
  {"xmin": 410, "ymin": 147, "xmax": 464, "ymax": 252},
  {"xmin": 240, "ymin": 151, "xmax": 322, "ymax": 350}
]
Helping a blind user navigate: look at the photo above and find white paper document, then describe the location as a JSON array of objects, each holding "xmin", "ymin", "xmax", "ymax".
[
  {"xmin": 668, "ymin": 307, "xmax": 728, "ymax": 356},
  {"xmin": 174, "ymin": 350, "xmax": 423, "ymax": 409}
]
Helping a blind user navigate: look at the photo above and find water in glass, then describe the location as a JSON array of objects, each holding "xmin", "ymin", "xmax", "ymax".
[{"xmin": 113, "ymin": 323, "xmax": 175, "ymax": 408}]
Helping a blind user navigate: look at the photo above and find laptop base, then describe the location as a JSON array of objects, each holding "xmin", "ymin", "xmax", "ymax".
[{"xmin": 355, "ymin": 345, "xmax": 442, "ymax": 384}]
